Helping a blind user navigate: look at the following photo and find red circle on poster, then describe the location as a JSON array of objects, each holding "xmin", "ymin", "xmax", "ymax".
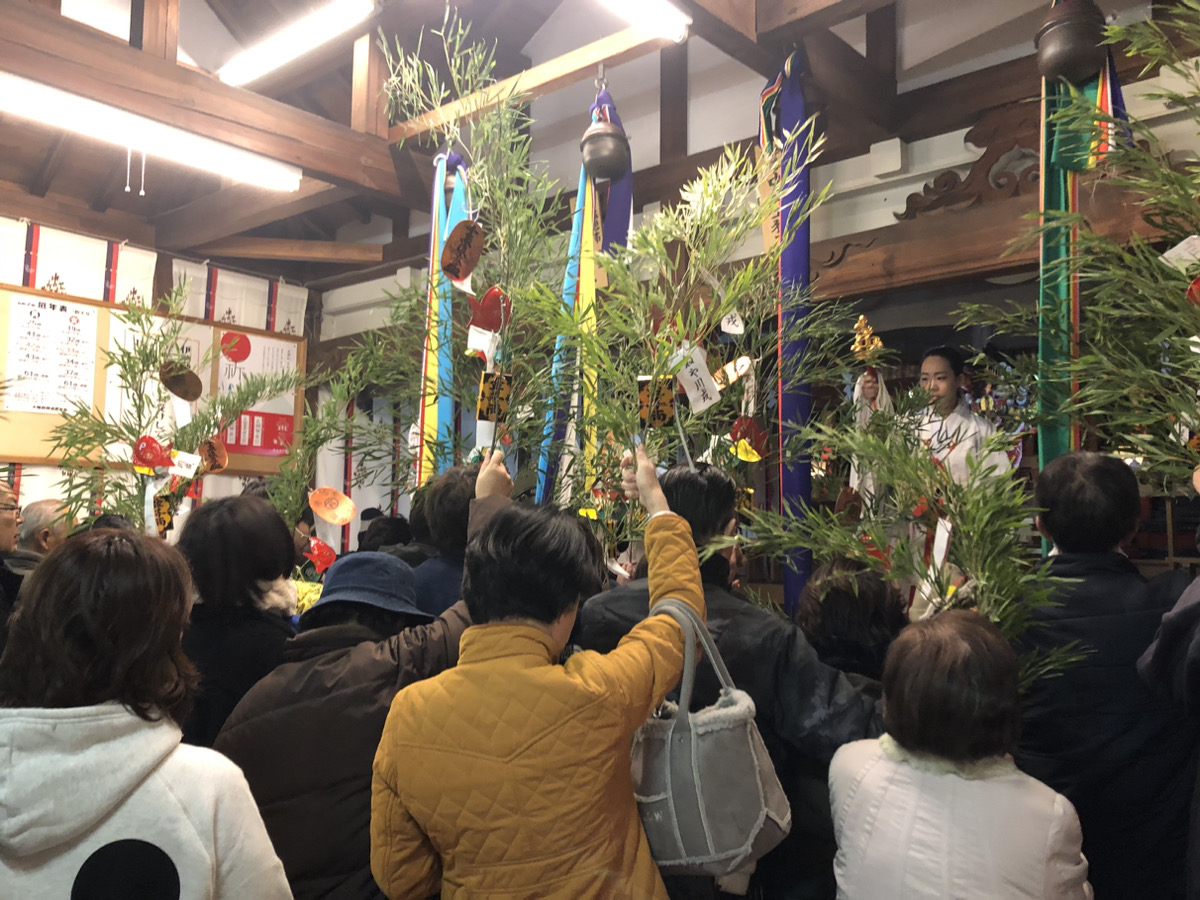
[{"xmin": 220, "ymin": 332, "xmax": 252, "ymax": 363}]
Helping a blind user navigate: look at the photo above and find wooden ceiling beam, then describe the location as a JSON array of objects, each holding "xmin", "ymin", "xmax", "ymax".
[
  {"xmin": 0, "ymin": 0, "xmax": 409, "ymax": 199},
  {"xmin": 389, "ymin": 27, "xmax": 671, "ymax": 142},
  {"xmin": 675, "ymin": 1, "xmax": 779, "ymax": 78},
  {"xmin": 800, "ymin": 29, "xmax": 896, "ymax": 135},
  {"xmin": 192, "ymin": 237, "xmax": 385, "ymax": 264},
  {"xmin": 27, "ymin": 134, "xmax": 70, "ymax": 199},
  {"xmin": 155, "ymin": 177, "xmax": 355, "ymax": 250},
  {"xmin": 864, "ymin": 3, "xmax": 896, "ymax": 80},
  {"xmin": 130, "ymin": 0, "xmax": 180, "ymax": 62},
  {"xmin": 660, "ymin": 42, "xmax": 689, "ymax": 163},
  {"xmin": 757, "ymin": 0, "xmax": 896, "ymax": 40},
  {"xmin": 0, "ymin": 178, "xmax": 155, "ymax": 246}
]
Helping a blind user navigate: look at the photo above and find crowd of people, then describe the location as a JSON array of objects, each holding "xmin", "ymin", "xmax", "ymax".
[{"xmin": 1, "ymin": 367, "xmax": 1199, "ymax": 897}]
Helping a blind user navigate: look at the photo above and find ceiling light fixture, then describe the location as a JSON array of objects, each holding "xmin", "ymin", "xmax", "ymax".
[
  {"xmin": 217, "ymin": 0, "xmax": 377, "ymax": 87},
  {"xmin": 601, "ymin": 0, "xmax": 691, "ymax": 43},
  {"xmin": 0, "ymin": 72, "xmax": 302, "ymax": 192}
]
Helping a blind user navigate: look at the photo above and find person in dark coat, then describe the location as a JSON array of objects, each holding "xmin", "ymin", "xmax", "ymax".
[
  {"xmin": 1016, "ymin": 451, "xmax": 1198, "ymax": 900},
  {"xmin": 411, "ymin": 465, "xmax": 477, "ymax": 616},
  {"xmin": 178, "ymin": 496, "xmax": 298, "ymax": 747},
  {"xmin": 577, "ymin": 463, "xmax": 883, "ymax": 900},
  {"xmin": 215, "ymin": 551, "xmax": 469, "ymax": 900}
]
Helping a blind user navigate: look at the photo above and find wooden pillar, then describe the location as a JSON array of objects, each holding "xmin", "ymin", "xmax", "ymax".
[{"xmin": 351, "ymin": 33, "xmax": 390, "ymax": 138}]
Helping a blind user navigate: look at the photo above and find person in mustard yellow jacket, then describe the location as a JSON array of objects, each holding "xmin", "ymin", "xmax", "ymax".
[{"xmin": 371, "ymin": 446, "xmax": 705, "ymax": 899}]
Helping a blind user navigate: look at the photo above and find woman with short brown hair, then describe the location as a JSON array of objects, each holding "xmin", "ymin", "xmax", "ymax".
[
  {"xmin": 828, "ymin": 609, "xmax": 1092, "ymax": 899},
  {"xmin": 0, "ymin": 530, "xmax": 291, "ymax": 899}
]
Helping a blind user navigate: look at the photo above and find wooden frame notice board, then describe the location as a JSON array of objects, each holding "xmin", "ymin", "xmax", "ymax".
[{"xmin": 0, "ymin": 283, "xmax": 306, "ymax": 477}]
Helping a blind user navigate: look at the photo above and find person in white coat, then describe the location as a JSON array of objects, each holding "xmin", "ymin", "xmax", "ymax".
[
  {"xmin": 829, "ymin": 609, "xmax": 1092, "ymax": 900},
  {"xmin": 0, "ymin": 529, "xmax": 292, "ymax": 900},
  {"xmin": 849, "ymin": 367, "xmax": 894, "ymax": 501},
  {"xmin": 918, "ymin": 345, "xmax": 1010, "ymax": 485}
]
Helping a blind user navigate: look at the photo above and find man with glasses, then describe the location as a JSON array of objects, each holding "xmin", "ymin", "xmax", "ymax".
[{"xmin": 0, "ymin": 482, "xmax": 24, "ymax": 655}]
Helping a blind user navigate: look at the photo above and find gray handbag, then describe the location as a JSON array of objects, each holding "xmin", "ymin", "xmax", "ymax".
[{"xmin": 631, "ymin": 597, "xmax": 792, "ymax": 876}]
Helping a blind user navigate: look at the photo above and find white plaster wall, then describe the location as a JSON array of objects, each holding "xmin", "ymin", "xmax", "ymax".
[{"xmin": 320, "ymin": 267, "xmax": 416, "ymax": 342}]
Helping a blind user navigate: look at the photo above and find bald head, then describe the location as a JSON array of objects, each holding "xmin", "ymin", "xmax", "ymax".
[{"xmin": 18, "ymin": 499, "xmax": 72, "ymax": 555}]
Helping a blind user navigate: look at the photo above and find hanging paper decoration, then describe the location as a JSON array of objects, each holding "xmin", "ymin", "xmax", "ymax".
[
  {"xmin": 133, "ymin": 435, "xmax": 173, "ymax": 472},
  {"xmin": 669, "ymin": 343, "xmax": 721, "ymax": 414},
  {"xmin": 761, "ymin": 50, "xmax": 814, "ymax": 615},
  {"xmin": 476, "ymin": 372, "xmax": 513, "ymax": 423},
  {"xmin": 466, "ymin": 285, "xmax": 511, "ymax": 370},
  {"xmin": 153, "ymin": 494, "xmax": 174, "ymax": 538},
  {"xmin": 160, "ymin": 361, "xmax": 203, "ymax": 402},
  {"xmin": 198, "ymin": 437, "xmax": 228, "ymax": 473},
  {"xmin": 441, "ymin": 219, "xmax": 486, "ymax": 294},
  {"xmin": 303, "ymin": 536, "xmax": 338, "ymax": 575},
  {"xmin": 713, "ymin": 356, "xmax": 753, "ymax": 390},
  {"xmin": 731, "ymin": 415, "xmax": 768, "ymax": 458},
  {"xmin": 309, "ymin": 487, "xmax": 357, "ymax": 526},
  {"xmin": 638, "ymin": 376, "xmax": 676, "ymax": 429},
  {"xmin": 416, "ymin": 152, "xmax": 472, "ymax": 484}
]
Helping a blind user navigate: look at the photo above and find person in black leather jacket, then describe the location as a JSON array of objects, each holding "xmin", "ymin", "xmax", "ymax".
[{"xmin": 577, "ymin": 463, "xmax": 882, "ymax": 900}]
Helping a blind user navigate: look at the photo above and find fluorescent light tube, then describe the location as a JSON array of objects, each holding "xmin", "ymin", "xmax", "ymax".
[
  {"xmin": 0, "ymin": 72, "xmax": 302, "ymax": 192},
  {"xmin": 218, "ymin": 0, "xmax": 376, "ymax": 87},
  {"xmin": 602, "ymin": 0, "xmax": 691, "ymax": 43}
]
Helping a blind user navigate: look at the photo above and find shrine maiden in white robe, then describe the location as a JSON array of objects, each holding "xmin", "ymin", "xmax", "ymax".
[{"xmin": 918, "ymin": 397, "xmax": 1010, "ymax": 485}]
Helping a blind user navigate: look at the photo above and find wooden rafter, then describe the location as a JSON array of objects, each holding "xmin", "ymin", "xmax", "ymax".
[
  {"xmin": 192, "ymin": 237, "xmax": 385, "ymax": 264},
  {"xmin": 0, "ymin": 1, "xmax": 409, "ymax": 199},
  {"xmin": 27, "ymin": 134, "xmax": 70, "ymax": 199},
  {"xmin": 351, "ymin": 32, "xmax": 389, "ymax": 139},
  {"xmin": 675, "ymin": 1, "xmax": 778, "ymax": 78},
  {"xmin": 864, "ymin": 4, "xmax": 896, "ymax": 80},
  {"xmin": 130, "ymin": 0, "xmax": 180, "ymax": 62},
  {"xmin": 757, "ymin": 0, "xmax": 896, "ymax": 40},
  {"xmin": 0, "ymin": 179, "xmax": 154, "ymax": 245},
  {"xmin": 801, "ymin": 29, "xmax": 895, "ymax": 135},
  {"xmin": 388, "ymin": 27, "xmax": 670, "ymax": 142},
  {"xmin": 155, "ymin": 178, "xmax": 354, "ymax": 250}
]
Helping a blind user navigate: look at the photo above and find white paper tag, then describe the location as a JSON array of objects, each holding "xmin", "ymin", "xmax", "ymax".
[
  {"xmin": 473, "ymin": 419, "xmax": 496, "ymax": 450},
  {"xmin": 171, "ymin": 394, "xmax": 193, "ymax": 428},
  {"xmin": 169, "ymin": 451, "xmax": 201, "ymax": 478},
  {"xmin": 931, "ymin": 517, "xmax": 952, "ymax": 567},
  {"xmin": 466, "ymin": 325, "xmax": 501, "ymax": 370},
  {"xmin": 1163, "ymin": 235, "xmax": 1200, "ymax": 272},
  {"xmin": 720, "ymin": 310, "xmax": 745, "ymax": 335},
  {"xmin": 669, "ymin": 343, "xmax": 722, "ymax": 414}
]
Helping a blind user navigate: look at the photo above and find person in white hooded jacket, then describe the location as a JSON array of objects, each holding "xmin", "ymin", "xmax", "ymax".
[{"xmin": 0, "ymin": 528, "xmax": 291, "ymax": 900}]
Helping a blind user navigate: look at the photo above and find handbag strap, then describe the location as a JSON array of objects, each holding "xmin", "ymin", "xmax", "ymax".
[{"xmin": 650, "ymin": 597, "xmax": 737, "ymax": 724}]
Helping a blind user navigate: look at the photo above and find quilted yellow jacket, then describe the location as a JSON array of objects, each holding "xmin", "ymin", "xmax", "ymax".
[{"xmin": 370, "ymin": 512, "xmax": 705, "ymax": 899}]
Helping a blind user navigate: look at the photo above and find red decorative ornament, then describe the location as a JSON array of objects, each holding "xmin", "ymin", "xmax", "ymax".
[
  {"xmin": 1188, "ymin": 277, "xmax": 1200, "ymax": 306},
  {"xmin": 303, "ymin": 536, "xmax": 338, "ymax": 574},
  {"xmin": 133, "ymin": 435, "xmax": 173, "ymax": 470},
  {"xmin": 469, "ymin": 286, "xmax": 512, "ymax": 333},
  {"xmin": 730, "ymin": 416, "xmax": 768, "ymax": 457},
  {"xmin": 220, "ymin": 332, "xmax": 252, "ymax": 363}
]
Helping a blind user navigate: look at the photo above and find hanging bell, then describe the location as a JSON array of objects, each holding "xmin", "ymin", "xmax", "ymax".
[
  {"xmin": 1034, "ymin": 0, "xmax": 1107, "ymax": 86},
  {"xmin": 580, "ymin": 119, "xmax": 630, "ymax": 181}
]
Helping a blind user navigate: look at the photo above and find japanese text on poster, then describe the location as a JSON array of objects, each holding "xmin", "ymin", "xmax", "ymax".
[{"xmin": 6, "ymin": 297, "xmax": 99, "ymax": 414}]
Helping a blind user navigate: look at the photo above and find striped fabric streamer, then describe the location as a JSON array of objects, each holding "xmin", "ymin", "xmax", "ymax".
[
  {"xmin": 1039, "ymin": 37, "xmax": 1127, "ymax": 468},
  {"xmin": 415, "ymin": 152, "xmax": 469, "ymax": 486},
  {"xmin": 535, "ymin": 164, "xmax": 590, "ymax": 506}
]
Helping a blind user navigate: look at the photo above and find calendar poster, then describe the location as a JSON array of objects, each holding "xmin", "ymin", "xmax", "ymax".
[{"xmin": 6, "ymin": 297, "xmax": 99, "ymax": 414}]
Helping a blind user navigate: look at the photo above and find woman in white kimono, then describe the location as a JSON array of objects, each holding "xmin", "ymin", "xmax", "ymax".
[
  {"xmin": 849, "ymin": 367, "xmax": 893, "ymax": 501},
  {"xmin": 917, "ymin": 346, "xmax": 1010, "ymax": 485}
]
